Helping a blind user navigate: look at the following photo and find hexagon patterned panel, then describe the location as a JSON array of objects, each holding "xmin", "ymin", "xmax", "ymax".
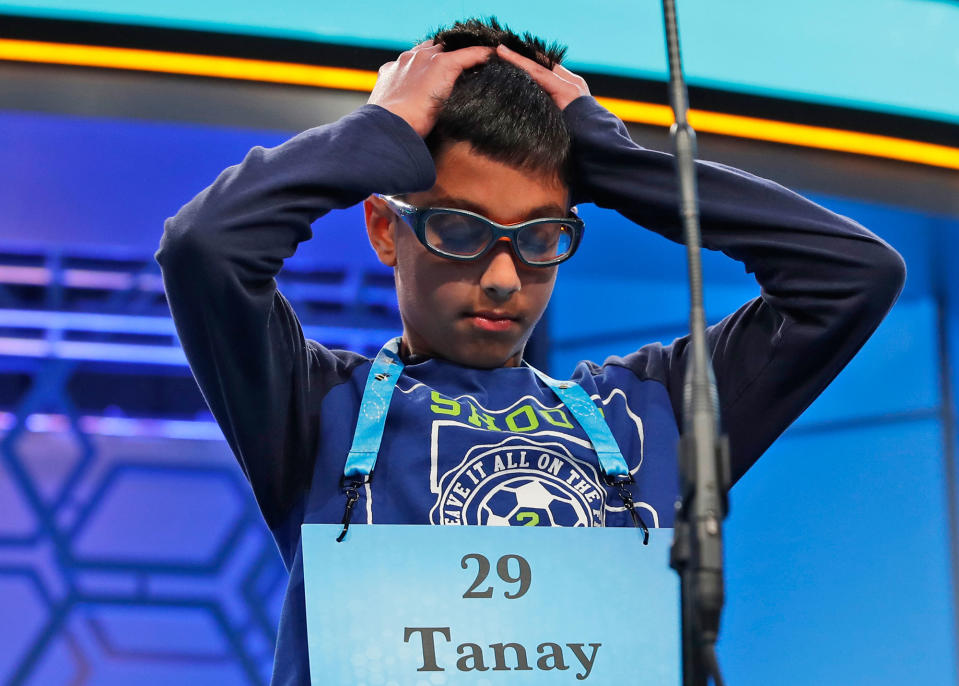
[{"xmin": 0, "ymin": 404, "xmax": 287, "ymax": 685}]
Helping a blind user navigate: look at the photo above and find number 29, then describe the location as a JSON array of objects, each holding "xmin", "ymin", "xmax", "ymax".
[{"xmin": 461, "ymin": 553, "xmax": 532, "ymax": 600}]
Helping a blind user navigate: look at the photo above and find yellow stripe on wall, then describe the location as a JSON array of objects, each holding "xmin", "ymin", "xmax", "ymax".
[
  {"xmin": 0, "ymin": 38, "xmax": 377, "ymax": 90},
  {"xmin": 595, "ymin": 97, "xmax": 959, "ymax": 170},
  {"xmin": 2, "ymin": 38, "xmax": 958, "ymax": 171}
]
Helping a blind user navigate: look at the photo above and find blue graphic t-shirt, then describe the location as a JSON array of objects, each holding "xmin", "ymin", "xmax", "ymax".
[
  {"xmin": 156, "ymin": 96, "xmax": 905, "ymax": 685},
  {"xmin": 311, "ymin": 358, "xmax": 677, "ymax": 531}
]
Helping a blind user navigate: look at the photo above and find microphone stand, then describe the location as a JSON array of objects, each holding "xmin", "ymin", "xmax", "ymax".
[{"xmin": 660, "ymin": 1, "xmax": 731, "ymax": 685}]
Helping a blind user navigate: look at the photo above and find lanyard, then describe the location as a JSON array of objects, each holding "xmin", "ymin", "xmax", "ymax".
[{"xmin": 337, "ymin": 337, "xmax": 648, "ymax": 542}]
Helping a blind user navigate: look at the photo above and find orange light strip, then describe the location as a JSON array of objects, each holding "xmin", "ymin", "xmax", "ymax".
[
  {"xmin": 596, "ymin": 96, "xmax": 959, "ymax": 170},
  {"xmin": 2, "ymin": 38, "xmax": 958, "ymax": 170},
  {"xmin": 0, "ymin": 38, "xmax": 377, "ymax": 90}
]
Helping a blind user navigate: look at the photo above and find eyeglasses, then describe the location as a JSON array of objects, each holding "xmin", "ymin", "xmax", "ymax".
[{"xmin": 377, "ymin": 194, "xmax": 584, "ymax": 267}]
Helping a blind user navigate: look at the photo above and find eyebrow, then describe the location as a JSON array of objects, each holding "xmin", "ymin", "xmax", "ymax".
[{"xmin": 425, "ymin": 195, "xmax": 567, "ymax": 221}]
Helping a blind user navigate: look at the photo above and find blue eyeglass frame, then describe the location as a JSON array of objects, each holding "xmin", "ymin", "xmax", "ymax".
[{"xmin": 376, "ymin": 194, "xmax": 585, "ymax": 267}]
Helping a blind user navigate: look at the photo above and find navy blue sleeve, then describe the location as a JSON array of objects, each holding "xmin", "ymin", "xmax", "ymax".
[
  {"xmin": 154, "ymin": 105, "xmax": 436, "ymax": 530},
  {"xmin": 563, "ymin": 96, "xmax": 906, "ymax": 484}
]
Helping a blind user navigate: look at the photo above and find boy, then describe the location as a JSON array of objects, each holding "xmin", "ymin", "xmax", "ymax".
[{"xmin": 156, "ymin": 18, "xmax": 905, "ymax": 685}]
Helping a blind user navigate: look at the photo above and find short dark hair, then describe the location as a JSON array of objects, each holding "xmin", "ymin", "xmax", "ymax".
[{"xmin": 425, "ymin": 17, "xmax": 570, "ymax": 184}]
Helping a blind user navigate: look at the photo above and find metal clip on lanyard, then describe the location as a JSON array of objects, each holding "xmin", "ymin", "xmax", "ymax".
[
  {"xmin": 337, "ymin": 338, "xmax": 649, "ymax": 543},
  {"xmin": 526, "ymin": 365, "xmax": 650, "ymax": 544}
]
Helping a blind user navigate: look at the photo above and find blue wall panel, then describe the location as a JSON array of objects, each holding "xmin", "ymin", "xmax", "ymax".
[
  {"xmin": 792, "ymin": 297, "xmax": 939, "ymax": 427},
  {"xmin": 3, "ymin": 0, "xmax": 958, "ymax": 123},
  {"xmin": 0, "ymin": 111, "xmax": 381, "ymax": 270},
  {"xmin": 551, "ymin": 195, "xmax": 958, "ymax": 685},
  {"xmin": 0, "ymin": 111, "xmax": 285, "ymax": 253},
  {"xmin": 723, "ymin": 416, "xmax": 956, "ymax": 685},
  {"xmin": 1, "ymin": 102, "xmax": 956, "ymax": 685},
  {"xmin": 0, "ymin": 430, "xmax": 286, "ymax": 685}
]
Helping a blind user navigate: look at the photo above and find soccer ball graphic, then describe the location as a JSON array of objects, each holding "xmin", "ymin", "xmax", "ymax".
[{"xmin": 478, "ymin": 476, "xmax": 591, "ymax": 527}]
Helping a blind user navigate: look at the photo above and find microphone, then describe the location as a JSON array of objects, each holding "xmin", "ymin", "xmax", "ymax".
[{"xmin": 659, "ymin": 1, "xmax": 732, "ymax": 685}]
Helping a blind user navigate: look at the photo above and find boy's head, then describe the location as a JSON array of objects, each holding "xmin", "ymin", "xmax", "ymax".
[
  {"xmin": 365, "ymin": 18, "xmax": 574, "ymax": 369},
  {"xmin": 424, "ymin": 17, "xmax": 570, "ymax": 183}
]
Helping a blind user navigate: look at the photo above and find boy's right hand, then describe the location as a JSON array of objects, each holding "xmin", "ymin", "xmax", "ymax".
[{"xmin": 367, "ymin": 41, "xmax": 493, "ymax": 138}]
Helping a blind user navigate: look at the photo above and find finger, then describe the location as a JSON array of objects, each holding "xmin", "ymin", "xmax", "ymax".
[
  {"xmin": 438, "ymin": 45, "xmax": 495, "ymax": 69},
  {"xmin": 552, "ymin": 63, "xmax": 579, "ymax": 79},
  {"xmin": 495, "ymin": 44, "xmax": 562, "ymax": 89},
  {"xmin": 495, "ymin": 44, "xmax": 555, "ymax": 79},
  {"xmin": 411, "ymin": 39, "xmax": 442, "ymax": 52},
  {"xmin": 414, "ymin": 43, "xmax": 445, "ymax": 56},
  {"xmin": 495, "ymin": 44, "xmax": 545, "ymax": 69},
  {"xmin": 553, "ymin": 63, "xmax": 589, "ymax": 91},
  {"xmin": 399, "ymin": 40, "xmax": 440, "ymax": 62}
]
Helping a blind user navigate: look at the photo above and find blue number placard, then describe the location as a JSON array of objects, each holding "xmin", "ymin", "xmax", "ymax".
[{"xmin": 302, "ymin": 524, "xmax": 679, "ymax": 684}]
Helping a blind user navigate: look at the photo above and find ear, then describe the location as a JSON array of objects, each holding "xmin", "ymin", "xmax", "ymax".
[{"xmin": 363, "ymin": 196, "xmax": 398, "ymax": 267}]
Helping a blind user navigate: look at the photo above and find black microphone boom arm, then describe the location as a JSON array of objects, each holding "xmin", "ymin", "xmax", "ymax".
[{"xmin": 659, "ymin": 1, "xmax": 732, "ymax": 685}]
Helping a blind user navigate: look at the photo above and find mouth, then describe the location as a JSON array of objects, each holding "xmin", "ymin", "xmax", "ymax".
[{"xmin": 464, "ymin": 310, "xmax": 520, "ymax": 332}]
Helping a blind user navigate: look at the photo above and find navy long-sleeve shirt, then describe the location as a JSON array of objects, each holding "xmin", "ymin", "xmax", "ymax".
[{"xmin": 156, "ymin": 95, "xmax": 905, "ymax": 684}]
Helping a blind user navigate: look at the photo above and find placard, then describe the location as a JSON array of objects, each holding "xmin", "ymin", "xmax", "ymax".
[{"xmin": 302, "ymin": 524, "xmax": 679, "ymax": 685}]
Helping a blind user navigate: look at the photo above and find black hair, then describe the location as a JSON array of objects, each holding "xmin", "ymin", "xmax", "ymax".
[{"xmin": 424, "ymin": 17, "xmax": 571, "ymax": 183}]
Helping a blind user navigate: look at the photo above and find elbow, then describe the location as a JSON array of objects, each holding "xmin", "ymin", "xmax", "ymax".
[
  {"xmin": 156, "ymin": 214, "xmax": 181, "ymax": 263},
  {"xmin": 155, "ymin": 213, "xmax": 192, "ymax": 269},
  {"xmin": 870, "ymin": 240, "xmax": 907, "ymax": 310},
  {"xmin": 846, "ymin": 239, "xmax": 906, "ymax": 331},
  {"xmin": 155, "ymin": 192, "xmax": 221, "ymax": 265},
  {"xmin": 155, "ymin": 162, "xmax": 242, "ymax": 269},
  {"xmin": 154, "ymin": 207, "xmax": 219, "ymax": 277}
]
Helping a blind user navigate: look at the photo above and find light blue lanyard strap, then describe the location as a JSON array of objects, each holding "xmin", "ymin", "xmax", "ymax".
[
  {"xmin": 526, "ymin": 366, "xmax": 630, "ymax": 479},
  {"xmin": 344, "ymin": 339, "xmax": 630, "ymax": 481},
  {"xmin": 343, "ymin": 337, "xmax": 403, "ymax": 479}
]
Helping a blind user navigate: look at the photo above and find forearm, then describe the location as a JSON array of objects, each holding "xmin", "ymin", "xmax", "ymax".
[
  {"xmin": 154, "ymin": 104, "xmax": 434, "ymax": 526},
  {"xmin": 566, "ymin": 96, "xmax": 906, "ymax": 479},
  {"xmin": 563, "ymin": 96, "xmax": 898, "ymax": 288},
  {"xmin": 158, "ymin": 104, "xmax": 435, "ymax": 283}
]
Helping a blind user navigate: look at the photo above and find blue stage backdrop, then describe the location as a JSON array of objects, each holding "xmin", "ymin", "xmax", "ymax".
[
  {"xmin": 0, "ymin": 108, "xmax": 956, "ymax": 686},
  {"xmin": 2, "ymin": 0, "xmax": 958, "ymax": 124}
]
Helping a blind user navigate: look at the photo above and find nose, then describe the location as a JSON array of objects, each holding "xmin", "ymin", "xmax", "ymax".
[{"xmin": 479, "ymin": 241, "xmax": 521, "ymax": 302}]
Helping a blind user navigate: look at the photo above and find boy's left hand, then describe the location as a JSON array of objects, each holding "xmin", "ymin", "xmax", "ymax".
[{"xmin": 495, "ymin": 43, "xmax": 591, "ymax": 110}]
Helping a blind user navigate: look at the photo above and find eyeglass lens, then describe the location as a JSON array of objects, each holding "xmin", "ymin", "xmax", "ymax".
[{"xmin": 424, "ymin": 212, "xmax": 574, "ymax": 263}]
